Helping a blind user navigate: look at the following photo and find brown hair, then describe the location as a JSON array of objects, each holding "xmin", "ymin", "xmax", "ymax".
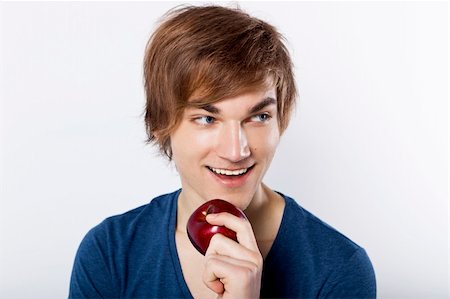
[{"xmin": 143, "ymin": 5, "xmax": 297, "ymax": 160}]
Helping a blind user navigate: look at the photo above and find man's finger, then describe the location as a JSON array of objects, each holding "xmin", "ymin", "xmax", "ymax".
[
  {"xmin": 205, "ymin": 233, "xmax": 262, "ymax": 266},
  {"xmin": 206, "ymin": 212, "xmax": 259, "ymax": 251}
]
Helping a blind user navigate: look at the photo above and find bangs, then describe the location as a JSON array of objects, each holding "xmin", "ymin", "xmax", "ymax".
[{"xmin": 179, "ymin": 58, "xmax": 279, "ymax": 109}]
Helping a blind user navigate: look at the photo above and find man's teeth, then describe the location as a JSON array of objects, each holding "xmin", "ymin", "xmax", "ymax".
[{"xmin": 210, "ymin": 167, "xmax": 248, "ymax": 176}]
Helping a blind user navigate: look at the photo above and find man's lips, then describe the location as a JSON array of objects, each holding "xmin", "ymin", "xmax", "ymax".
[
  {"xmin": 205, "ymin": 164, "xmax": 255, "ymax": 188},
  {"xmin": 206, "ymin": 165, "xmax": 255, "ymax": 176}
]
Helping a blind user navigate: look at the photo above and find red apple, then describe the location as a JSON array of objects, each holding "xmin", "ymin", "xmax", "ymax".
[{"xmin": 186, "ymin": 199, "xmax": 247, "ymax": 255}]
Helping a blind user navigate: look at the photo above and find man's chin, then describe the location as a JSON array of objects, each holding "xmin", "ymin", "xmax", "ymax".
[{"xmin": 202, "ymin": 188, "xmax": 257, "ymax": 211}]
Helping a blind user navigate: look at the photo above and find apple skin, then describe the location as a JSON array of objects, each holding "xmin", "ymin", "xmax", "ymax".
[{"xmin": 186, "ymin": 199, "xmax": 247, "ymax": 255}]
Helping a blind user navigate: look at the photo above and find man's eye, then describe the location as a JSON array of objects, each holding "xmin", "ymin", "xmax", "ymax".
[
  {"xmin": 195, "ymin": 116, "xmax": 216, "ymax": 125},
  {"xmin": 250, "ymin": 113, "xmax": 272, "ymax": 122}
]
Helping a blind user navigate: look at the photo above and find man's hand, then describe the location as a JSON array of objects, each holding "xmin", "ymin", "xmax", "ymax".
[{"xmin": 203, "ymin": 212, "xmax": 263, "ymax": 299}]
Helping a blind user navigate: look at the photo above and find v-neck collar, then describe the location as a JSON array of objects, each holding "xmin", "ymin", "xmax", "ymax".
[{"xmin": 167, "ymin": 189, "xmax": 289, "ymax": 298}]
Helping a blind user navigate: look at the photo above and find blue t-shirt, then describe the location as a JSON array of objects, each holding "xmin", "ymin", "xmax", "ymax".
[{"xmin": 69, "ymin": 189, "xmax": 376, "ymax": 298}]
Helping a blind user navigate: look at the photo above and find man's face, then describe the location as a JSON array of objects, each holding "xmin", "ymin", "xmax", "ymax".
[{"xmin": 170, "ymin": 86, "xmax": 280, "ymax": 211}]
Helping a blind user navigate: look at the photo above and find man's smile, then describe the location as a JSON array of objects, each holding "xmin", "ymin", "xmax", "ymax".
[
  {"xmin": 207, "ymin": 165, "xmax": 255, "ymax": 176},
  {"xmin": 206, "ymin": 165, "xmax": 256, "ymax": 188}
]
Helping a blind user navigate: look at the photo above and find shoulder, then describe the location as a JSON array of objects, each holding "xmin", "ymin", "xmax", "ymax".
[
  {"xmin": 77, "ymin": 189, "xmax": 180, "ymax": 257},
  {"xmin": 265, "ymin": 193, "xmax": 376, "ymax": 297},
  {"xmin": 92, "ymin": 190, "xmax": 179, "ymax": 235},
  {"xmin": 69, "ymin": 190, "xmax": 181, "ymax": 297},
  {"xmin": 105, "ymin": 189, "xmax": 179, "ymax": 223},
  {"xmin": 280, "ymin": 193, "xmax": 362, "ymax": 257}
]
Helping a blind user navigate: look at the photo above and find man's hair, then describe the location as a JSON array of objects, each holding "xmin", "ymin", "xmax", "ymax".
[{"xmin": 143, "ymin": 5, "xmax": 297, "ymax": 160}]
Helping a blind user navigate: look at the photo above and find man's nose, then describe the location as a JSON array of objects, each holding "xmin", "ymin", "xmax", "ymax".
[{"xmin": 215, "ymin": 122, "xmax": 250, "ymax": 162}]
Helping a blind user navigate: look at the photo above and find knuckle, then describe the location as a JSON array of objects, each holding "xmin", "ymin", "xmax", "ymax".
[
  {"xmin": 245, "ymin": 249, "xmax": 262, "ymax": 266},
  {"xmin": 252, "ymin": 252, "xmax": 263, "ymax": 266},
  {"xmin": 249, "ymin": 262, "xmax": 259, "ymax": 274},
  {"xmin": 237, "ymin": 266, "xmax": 258, "ymax": 282},
  {"xmin": 252, "ymin": 263, "xmax": 261, "ymax": 275}
]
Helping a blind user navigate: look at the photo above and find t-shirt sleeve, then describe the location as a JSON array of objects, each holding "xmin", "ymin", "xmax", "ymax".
[
  {"xmin": 69, "ymin": 224, "xmax": 118, "ymax": 298},
  {"xmin": 320, "ymin": 248, "xmax": 377, "ymax": 298}
]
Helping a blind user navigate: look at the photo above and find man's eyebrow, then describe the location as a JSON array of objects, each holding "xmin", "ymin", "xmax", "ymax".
[
  {"xmin": 200, "ymin": 104, "xmax": 220, "ymax": 114},
  {"xmin": 194, "ymin": 96, "xmax": 276, "ymax": 115},
  {"xmin": 249, "ymin": 97, "xmax": 277, "ymax": 114}
]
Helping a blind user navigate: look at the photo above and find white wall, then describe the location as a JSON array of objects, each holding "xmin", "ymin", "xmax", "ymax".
[{"xmin": 0, "ymin": 1, "xmax": 448, "ymax": 298}]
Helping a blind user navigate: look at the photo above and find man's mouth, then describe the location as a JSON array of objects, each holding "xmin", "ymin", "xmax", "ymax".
[
  {"xmin": 206, "ymin": 165, "xmax": 255, "ymax": 177},
  {"xmin": 206, "ymin": 165, "xmax": 255, "ymax": 188},
  {"xmin": 207, "ymin": 165, "xmax": 255, "ymax": 176}
]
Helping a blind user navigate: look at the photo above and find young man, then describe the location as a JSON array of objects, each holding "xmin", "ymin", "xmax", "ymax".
[{"xmin": 69, "ymin": 5, "xmax": 376, "ymax": 298}]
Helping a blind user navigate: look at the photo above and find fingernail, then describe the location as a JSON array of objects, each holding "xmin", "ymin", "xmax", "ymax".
[{"xmin": 206, "ymin": 214, "xmax": 217, "ymax": 220}]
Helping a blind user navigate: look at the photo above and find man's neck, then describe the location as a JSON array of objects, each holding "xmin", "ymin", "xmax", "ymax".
[{"xmin": 175, "ymin": 183, "xmax": 276, "ymax": 234}]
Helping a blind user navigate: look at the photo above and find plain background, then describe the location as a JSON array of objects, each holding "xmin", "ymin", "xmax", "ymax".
[{"xmin": 0, "ymin": 1, "xmax": 448, "ymax": 298}]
